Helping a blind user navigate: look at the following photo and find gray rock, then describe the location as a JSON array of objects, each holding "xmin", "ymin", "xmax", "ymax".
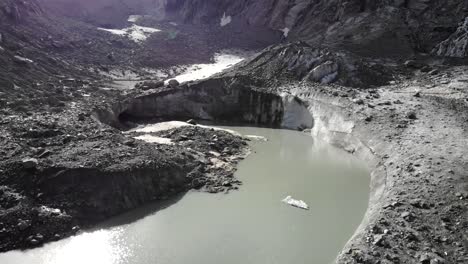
[
  {"xmin": 137, "ymin": 81, "xmax": 164, "ymax": 90},
  {"xmin": 168, "ymin": 79, "xmax": 180, "ymax": 88},
  {"xmin": 404, "ymin": 60, "xmax": 423, "ymax": 69},
  {"xmin": 433, "ymin": 17, "xmax": 468, "ymax": 58},
  {"xmin": 22, "ymin": 158, "xmax": 38, "ymax": 169},
  {"xmin": 17, "ymin": 219, "xmax": 31, "ymax": 231},
  {"xmin": 407, "ymin": 111, "xmax": 418, "ymax": 120},
  {"xmin": 186, "ymin": 119, "xmax": 197, "ymax": 125},
  {"xmin": 354, "ymin": 98, "xmax": 364, "ymax": 105},
  {"xmin": 308, "ymin": 61, "xmax": 338, "ymax": 84}
]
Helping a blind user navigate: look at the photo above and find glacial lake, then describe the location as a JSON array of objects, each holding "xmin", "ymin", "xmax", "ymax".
[{"xmin": 0, "ymin": 126, "xmax": 370, "ymax": 264}]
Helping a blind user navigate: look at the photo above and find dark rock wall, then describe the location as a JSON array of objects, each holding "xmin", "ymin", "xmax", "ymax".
[
  {"xmin": 164, "ymin": 0, "xmax": 468, "ymax": 57},
  {"xmin": 433, "ymin": 17, "xmax": 468, "ymax": 58},
  {"xmin": 226, "ymin": 42, "xmax": 395, "ymax": 88},
  {"xmin": 0, "ymin": 0, "xmax": 43, "ymax": 23},
  {"xmin": 38, "ymin": 166, "xmax": 192, "ymax": 221},
  {"xmin": 120, "ymin": 77, "xmax": 284, "ymax": 127},
  {"xmin": 31, "ymin": 0, "xmax": 468, "ymax": 57},
  {"xmin": 38, "ymin": 0, "xmax": 154, "ymax": 27}
]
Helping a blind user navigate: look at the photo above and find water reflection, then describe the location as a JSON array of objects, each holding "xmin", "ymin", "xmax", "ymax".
[{"xmin": 0, "ymin": 127, "xmax": 369, "ymax": 264}]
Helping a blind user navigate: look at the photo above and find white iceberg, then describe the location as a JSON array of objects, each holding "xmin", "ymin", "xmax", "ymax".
[
  {"xmin": 244, "ymin": 135, "xmax": 268, "ymax": 141},
  {"xmin": 281, "ymin": 196, "xmax": 309, "ymax": 210}
]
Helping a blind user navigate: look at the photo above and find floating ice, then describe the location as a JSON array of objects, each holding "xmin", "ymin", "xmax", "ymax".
[
  {"xmin": 282, "ymin": 196, "xmax": 309, "ymax": 210},
  {"xmin": 245, "ymin": 135, "xmax": 268, "ymax": 141}
]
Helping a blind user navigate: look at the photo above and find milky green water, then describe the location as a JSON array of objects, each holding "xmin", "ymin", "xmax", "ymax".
[{"xmin": 0, "ymin": 127, "xmax": 369, "ymax": 264}]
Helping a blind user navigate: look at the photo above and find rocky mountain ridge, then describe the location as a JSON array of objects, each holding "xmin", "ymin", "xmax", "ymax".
[{"xmin": 41, "ymin": 0, "xmax": 468, "ymax": 58}]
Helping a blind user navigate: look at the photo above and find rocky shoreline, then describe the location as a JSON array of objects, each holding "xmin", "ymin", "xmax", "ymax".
[
  {"xmin": 0, "ymin": 110, "xmax": 250, "ymax": 251},
  {"xmin": 303, "ymin": 80, "xmax": 468, "ymax": 264}
]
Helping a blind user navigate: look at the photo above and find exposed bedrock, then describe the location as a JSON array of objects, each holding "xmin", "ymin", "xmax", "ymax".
[
  {"xmin": 99, "ymin": 41, "xmax": 398, "ymax": 131},
  {"xmin": 36, "ymin": 0, "xmax": 468, "ymax": 57},
  {"xmin": 226, "ymin": 42, "xmax": 396, "ymax": 88},
  {"xmin": 434, "ymin": 17, "xmax": 468, "ymax": 58},
  {"xmin": 160, "ymin": 0, "xmax": 468, "ymax": 57}
]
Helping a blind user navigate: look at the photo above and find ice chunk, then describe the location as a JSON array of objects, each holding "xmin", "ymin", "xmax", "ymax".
[
  {"xmin": 281, "ymin": 196, "xmax": 309, "ymax": 210},
  {"xmin": 245, "ymin": 135, "xmax": 268, "ymax": 141}
]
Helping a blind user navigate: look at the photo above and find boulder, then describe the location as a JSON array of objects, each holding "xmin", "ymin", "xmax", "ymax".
[
  {"xmin": 167, "ymin": 79, "xmax": 180, "ymax": 88},
  {"xmin": 407, "ymin": 111, "xmax": 418, "ymax": 120},
  {"xmin": 186, "ymin": 119, "xmax": 197, "ymax": 125},
  {"xmin": 22, "ymin": 158, "xmax": 38, "ymax": 169},
  {"xmin": 404, "ymin": 60, "xmax": 423, "ymax": 69},
  {"xmin": 17, "ymin": 219, "xmax": 31, "ymax": 231},
  {"xmin": 135, "ymin": 81, "xmax": 164, "ymax": 90}
]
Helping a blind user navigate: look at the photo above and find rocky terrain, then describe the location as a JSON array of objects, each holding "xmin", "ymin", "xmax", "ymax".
[{"xmin": 0, "ymin": 0, "xmax": 467, "ymax": 263}]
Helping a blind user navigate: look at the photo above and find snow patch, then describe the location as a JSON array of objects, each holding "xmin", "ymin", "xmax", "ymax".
[
  {"xmin": 282, "ymin": 196, "xmax": 309, "ymax": 210},
  {"xmin": 98, "ymin": 25, "xmax": 161, "ymax": 43},
  {"xmin": 127, "ymin": 15, "xmax": 142, "ymax": 23},
  {"xmin": 220, "ymin": 12, "xmax": 232, "ymax": 27},
  {"xmin": 0, "ymin": 46, "xmax": 4, "ymax": 52},
  {"xmin": 134, "ymin": 135, "xmax": 174, "ymax": 145},
  {"xmin": 14, "ymin": 55, "xmax": 33, "ymax": 63},
  {"xmin": 132, "ymin": 121, "xmax": 189, "ymax": 133},
  {"xmin": 131, "ymin": 121, "xmax": 242, "ymax": 137},
  {"xmin": 281, "ymin": 27, "xmax": 290, "ymax": 38},
  {"xmin": 168, "ymin": 53, "xmax": 244, "ymax": 84}
]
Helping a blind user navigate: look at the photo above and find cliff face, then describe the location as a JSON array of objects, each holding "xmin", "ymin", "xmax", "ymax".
[
  {"xmin": 39, "ymin": 0, "xmax": 468, "ymax": 57},
  {"xmin": 164, "ymin": 0, "xmax": 468, "ymax": 57},
  {"xmin": 0, "ymin": 0, "xmax": 43, "ymax": 22},
  {"xmin": 434, "ymin": 17, "xmax": 468, "ymax": 58},
  {"xmin": 38, "ymin": 0, "xmax": 157, "ymax": 27}
]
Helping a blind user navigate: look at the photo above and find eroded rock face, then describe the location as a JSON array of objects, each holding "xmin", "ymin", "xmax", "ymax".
[
  {"xmin": 119, "ymin": 77, "xmax": 285, "ymax": 127},
  {"xmin": 34, "ymin": 0, "xmax": 468, "ymax": 56},
  {"xmin": 0, "ymin": 0, "xmax": 43, "ymax": 22},
  {"xmin": 161, "ymin": 0, "xmax": 468, "ymax": 56},
  {"xmin": 226, "ymin": 42, "xmax": 395, "ymax": 88},
  {"xmin": 39, "ymin": 0, "xmax": 153, "ymax": 27},
  {"xmin": 433, "ymin": 17, "xmax": 468, "ymax": 58}
]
